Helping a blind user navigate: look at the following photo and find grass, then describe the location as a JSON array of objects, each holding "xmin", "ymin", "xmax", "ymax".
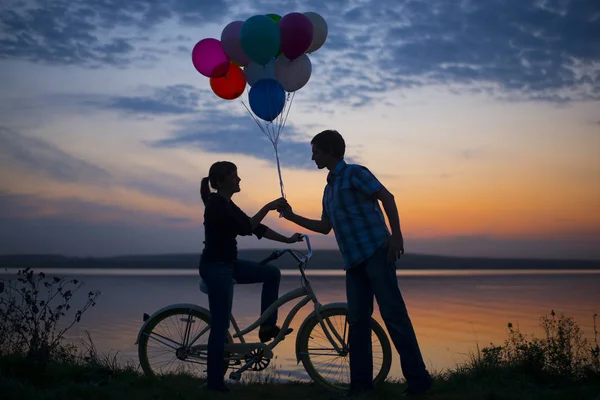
[
  {"xmin": 2, "ymin": 311, "xmax": 600, "ymax": 400},
  {"xmin": 1, "ymin": 352, "xmax": 599, "ymax": 400}
]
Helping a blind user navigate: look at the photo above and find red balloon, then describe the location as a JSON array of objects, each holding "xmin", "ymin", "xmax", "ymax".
[
  {"xmin": 279, "ymin": 12, "xmax": 314, "ymax": 61},
  {"xmin": 210, "ymin": 63, "xmax": 247, "ymax": 100}
]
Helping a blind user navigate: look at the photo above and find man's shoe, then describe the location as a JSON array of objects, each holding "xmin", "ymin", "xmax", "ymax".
[
  {"xmin": 258, "ymin": 325, "xmax": 293, "ymax": 342},
  {"xmin": 403, "ymin": 375, "xmax": 433, "ymax": 396},
  {"xmin": 206, "ymin": 382, "xmax": 230, "ymax": 393},
  {"xmin": 346, "ymin": 387, "xmax": 374, "ymax": 398}
]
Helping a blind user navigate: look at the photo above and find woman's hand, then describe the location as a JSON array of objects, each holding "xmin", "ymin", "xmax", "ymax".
[{"xmin": 287, "ymin": 233, "xmax": 304, "ymax": 243}]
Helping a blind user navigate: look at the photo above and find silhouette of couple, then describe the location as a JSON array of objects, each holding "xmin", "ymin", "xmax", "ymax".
[{"xmin": 199, "ymin": 129, "xmax": 432, "ymax": 396}]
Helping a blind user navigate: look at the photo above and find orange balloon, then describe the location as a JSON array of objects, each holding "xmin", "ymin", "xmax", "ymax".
[{"xmin": 210, "ymin": 63, "xmax": 246, "ymax": 100}]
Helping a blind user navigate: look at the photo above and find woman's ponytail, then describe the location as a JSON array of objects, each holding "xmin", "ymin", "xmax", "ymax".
[{"xmin": 200, "ymin": 177, "xmax": 211, "ymax": 205}]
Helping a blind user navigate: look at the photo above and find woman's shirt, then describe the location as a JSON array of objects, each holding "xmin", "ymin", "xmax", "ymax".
[{"xmin": 200, "ymin": 193, "xmax": 267, "ymax": 264}]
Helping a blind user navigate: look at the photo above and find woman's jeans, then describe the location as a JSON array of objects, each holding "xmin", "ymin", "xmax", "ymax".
[{"xmin": 199, "ymin": 259, "xmax": 281, "ymax": 386}]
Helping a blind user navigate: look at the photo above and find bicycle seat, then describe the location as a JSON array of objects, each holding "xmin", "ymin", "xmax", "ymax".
[{"xmin": 199, "ymin": 278, "xmax": 237, "ymax": 294}]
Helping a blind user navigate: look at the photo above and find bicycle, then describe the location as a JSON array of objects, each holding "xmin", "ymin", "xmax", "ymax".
[{"xmin": 135, "ymin": 234, "xmax": 392, "ymax": 392}]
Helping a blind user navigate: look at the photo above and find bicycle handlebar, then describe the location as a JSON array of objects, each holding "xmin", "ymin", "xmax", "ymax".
[
  {"xmin": 300, "ymin": 234, "xmax": 312, "ymax": 261},
  {"xmin": 258, "ymin": 234, "xmax": 313, "ymax": 265}
]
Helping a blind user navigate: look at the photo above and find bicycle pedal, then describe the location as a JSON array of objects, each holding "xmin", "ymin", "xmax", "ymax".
[{"xmin": 229, "ymin": 371, "xmax": 242, "ymax": 381}]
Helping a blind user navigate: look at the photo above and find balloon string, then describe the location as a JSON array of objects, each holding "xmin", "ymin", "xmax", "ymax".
[
  {"xmin": 276, "ymin": 92, "xmax": 290, "ymax": 141},
  {"xmin": 240, "ymin": 100, "xmax": 271, "ymax": 141},
  {"xmin": 274, "ymin": 141, "xmax": 286, "ymax": 219},
  {"xmin": 273, "ymin": 142, "xmax": 285, "ymax": 199},
  {"xmin": 266, "ymin": 78, "xmax": 276, "ymax": 143},
  {"xmin": 239, "ymin": 69, "xmax": 289, "ymax": 216},
  {"xmin": 278, "ymin": 91, "xmax": 295, "ymax": 139}
]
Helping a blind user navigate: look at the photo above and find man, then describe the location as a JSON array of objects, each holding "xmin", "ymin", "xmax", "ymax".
[{"xmin": 280, "ymin": 130, "xmax": 433, "ymax": 396}]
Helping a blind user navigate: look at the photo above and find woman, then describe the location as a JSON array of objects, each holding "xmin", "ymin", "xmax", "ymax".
[{"xmin": 199, "ymin": 161, "xmax": 302, "ymax": 392}]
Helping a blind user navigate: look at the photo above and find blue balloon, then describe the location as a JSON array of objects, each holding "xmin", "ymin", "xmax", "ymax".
[
  {"xmin": 249, "ymin": 79, "xmax": 286, "ymax": 122},
  {"xmin": 240, "ymin": 15, "xmax": 281, "ymax": 66}
]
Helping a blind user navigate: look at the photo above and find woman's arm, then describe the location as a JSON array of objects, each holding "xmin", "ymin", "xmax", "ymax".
[
  {"xmin": 262, "ymin": 228, "xmax": 303, "ymax": 244},
  {"xmin": 249, "ymin": 204, "xmax": 271, "ymax": 229},
  {"xmin": 249, "ymin": 198, "xmax": 286, "ymax": 229}
]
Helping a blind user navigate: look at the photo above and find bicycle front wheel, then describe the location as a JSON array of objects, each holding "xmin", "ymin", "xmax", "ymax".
[
  {"xmin": 296, "ymin": 307, "xmax": 392, "ymax": 392},
  {"xmin": 138, "ymin": 306, "xmax": 231, "ymax": 378}
]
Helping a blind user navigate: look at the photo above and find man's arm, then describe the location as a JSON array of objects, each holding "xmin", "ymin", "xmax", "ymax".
[
  {"xmin": 375, "ymin": 186, "xmax": 405, "ymax": 259},
  {"xmin": 375, "ymin": 187, "xmax": 402, "ymax": 236}
]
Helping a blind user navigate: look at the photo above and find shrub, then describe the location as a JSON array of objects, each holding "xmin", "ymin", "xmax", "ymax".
[{"xmin": 0, "ymin": 268, "xmax": 100, "ymax": 369}]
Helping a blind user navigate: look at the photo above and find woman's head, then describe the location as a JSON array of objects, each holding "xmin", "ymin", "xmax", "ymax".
[{"xmin": 200, "ymin": 161, "xmax": 240, "ymax": 204}]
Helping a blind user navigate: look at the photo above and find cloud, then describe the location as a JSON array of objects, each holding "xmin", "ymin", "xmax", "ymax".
[
  {"xmin": 150, "ymin": 109, "xmax": 317, "ymax": 169},
  {"xmin": 0, "ymin": 126, "xmax": 204, "ymax": 206},
  {"xmin": 73, "ymin": 83, "xmax": 361, "ymax": 167},
  {"xmin": 0, "ymin": 193, "xmax": 202, "ymax": 256},
  {"xmin": 121, "ymin": 169, "xmax": 201, "ymax": 206},
  {"xmin": 304, "ymin": 0, "xmax": 600, "ymax": 105},
  {"xmin": 0, "ymin": 84, "xmax": 331, "ymax": 171},
  {"xmin": 71, "ymin": 84, "xmax": 317, "ymax": 168},
  {"xmin": 2, "ymin": 0, "xmax": 598, "ymax": 107},
  {"xmin": 163, "ymin": 217, "xmax": 194, "ymax": 223},
  {"xmin": 0, "ymin": 0, "xmax": 230, "ymax": 67},
  {"xmin": 100, "ymin": 84, "xmax": 207, "ymax": 115},
  {"xmin": 378, "ymin": 0, "xmax": 600, "ymax": 101},
  {"xmin": 0, "ymin": 126, "xmax": 112, "ymax": 184},
  {"xmin": 407, "ymin": 233, "xmax": 600, "ymax": 260},
  {"xmin": 12, "ymin": 85, "xmax": 212, "ymax": 120}
]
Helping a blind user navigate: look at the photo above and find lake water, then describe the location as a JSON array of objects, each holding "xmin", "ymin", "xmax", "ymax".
[{"xmin": 3, "ymin": 268, "xmax": 599, "ymax": 382}]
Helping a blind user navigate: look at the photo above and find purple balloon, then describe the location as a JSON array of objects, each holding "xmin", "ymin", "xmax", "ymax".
[
  {"xmin": 279, "ymin": 12, "xmax": 314, "ymax": 61},
  {"xmin": 191, "ymin": 38, "xmax": 230, "ymax": 78},
  {"xmin": 221, "ymin": 21, "xmax": 251, "ymax": 66}
]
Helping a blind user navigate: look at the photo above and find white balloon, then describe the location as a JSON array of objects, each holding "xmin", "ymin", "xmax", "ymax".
[
  {"xmin": 244, "ymin": 58, "xmax": 276, "ymax": 86},
  {"xmin": 304, "ymin": 12, "xmax": 328, "ymax": 53},
  {"xmin": 275, "ymin": 54, "xmax": 312, "ymax": 92}
]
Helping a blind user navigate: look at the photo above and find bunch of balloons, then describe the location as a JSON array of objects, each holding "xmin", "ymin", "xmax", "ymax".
[
  {"xmin": 192, "ymin": 12, "xmax": 327, "ymax": 118},
  {"xmin": 191, "ymin": 11, "xmax": 328, "ymax": 198}
]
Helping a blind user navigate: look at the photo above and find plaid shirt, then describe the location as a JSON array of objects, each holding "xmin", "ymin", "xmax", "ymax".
[{"xmin": 322, "ymin": 161, "xmax": 390, "ymax": 270}]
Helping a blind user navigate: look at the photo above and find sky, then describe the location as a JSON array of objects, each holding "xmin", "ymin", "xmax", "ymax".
[{"xmin": 0, "ymin": 0, "xmax": 599, "ymax": 260}]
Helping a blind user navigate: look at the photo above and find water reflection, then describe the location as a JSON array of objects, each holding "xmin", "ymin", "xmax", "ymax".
[{"xmin": 3, "ymin": 269, "xmax": 599, "ymax": 381}]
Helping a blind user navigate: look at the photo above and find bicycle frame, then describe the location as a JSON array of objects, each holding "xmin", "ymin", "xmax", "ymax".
[{"xmin": 185, "ymin": 235, "xmax": 346, "ymax": 359}]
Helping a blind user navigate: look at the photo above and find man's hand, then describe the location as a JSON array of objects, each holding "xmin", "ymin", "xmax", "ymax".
[
  {"xmin": 387, "ymin": 234, "xmax": 404, "ymax": 263},
  {"xmin": 267, "ymin": 197, "xmax": 287, "ymax": 211},
  {"xmin": 277, "ymin": 199, "xmax": 294, "ymax": 218}
]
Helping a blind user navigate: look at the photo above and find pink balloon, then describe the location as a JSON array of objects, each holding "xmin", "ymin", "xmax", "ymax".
[
  {"xmin": 191, "ymin": 38, "xmax": 230, "ymax": 78},
  {"xmin": 279, "ymin": 12, "xmax": 314, "ymax": 61},
  {"xmin": 221, "ymin": 21, "xmax": 251, "ymax": 66}
]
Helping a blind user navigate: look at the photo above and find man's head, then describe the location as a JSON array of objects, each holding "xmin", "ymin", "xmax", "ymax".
[{"xmin": 310, "ymin": 130, "xmax": 345, "ymax": 170}]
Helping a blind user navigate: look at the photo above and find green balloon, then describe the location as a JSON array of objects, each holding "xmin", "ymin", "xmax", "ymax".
[
  {"xmin": 241, "ymin": 15, "xmax": 281, "ymax": 65},
  {"xmin": 266, "ymin": 14, "xmax": 282, "ymax": 57},
  {"xmin": 266, "ymin": 13, "xmax": 281, "ymax": 23}
]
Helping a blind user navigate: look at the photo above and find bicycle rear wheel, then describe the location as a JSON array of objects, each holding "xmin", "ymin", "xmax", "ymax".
[
  {"xmin": 296, "ymin": 307, "xmax": 392, "ymax": 392},
  {"xmin": 138, "ymin": 306, "xmax": 231, "ymax": 378}
]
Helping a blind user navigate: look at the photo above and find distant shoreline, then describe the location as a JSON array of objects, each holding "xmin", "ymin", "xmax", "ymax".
[{"xmin": 1, "ymin": 250, "xmax": 599, "ymax": 270}]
